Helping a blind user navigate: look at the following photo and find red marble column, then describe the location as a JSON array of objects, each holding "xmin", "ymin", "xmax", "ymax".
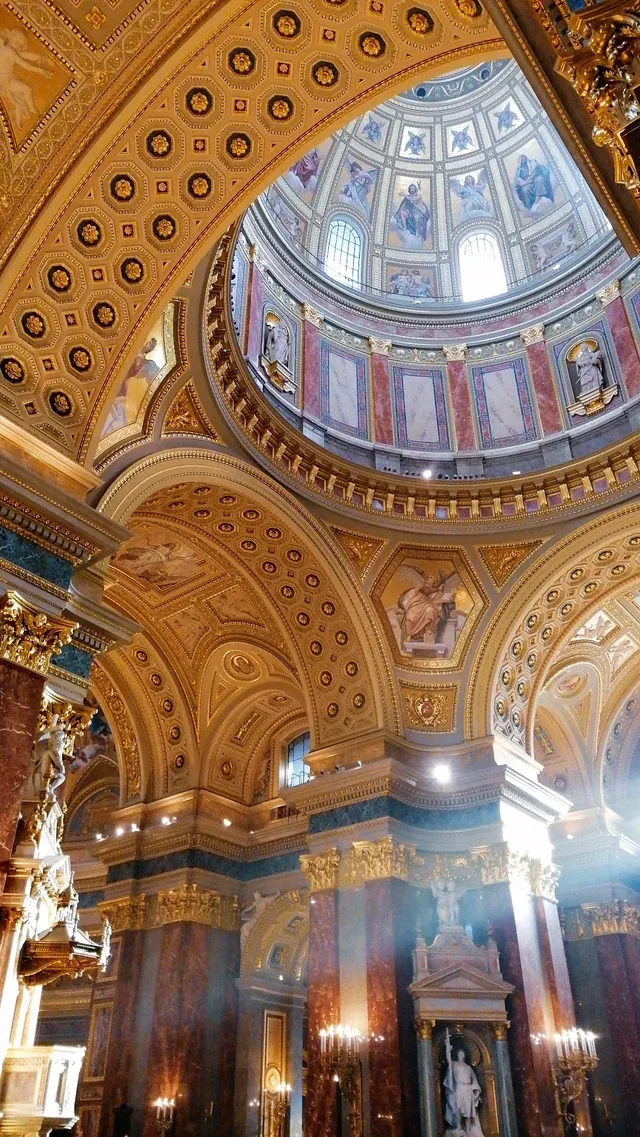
[
  {"xmin": 486, "ymin": 883, "xmax": 562, "ymax": 1137},
  {"xmin": 368, "ymin": 342, "xmax": 394, "ymax": 446},
  {"xmin": 0, "ymin": 660, "xmax": 44, "ymax": 894},
  {"xmin": 594, "ymin": 934, "xmax": 640, "ymax": 1132},
  {"xmin": 521, "ymin": 327, "xmax": 563, "ymax": 435},
  {"xmin": 302, "ymin": 307, "xmax": 322, "ymax": 418},
  {"xmin": 365, "ymin": 878, "xmax": 419, "ymax": 1137},
  {"xmin": 246, "ymin": 255, "xmax": 264, "ymax": 365},
  {"xmin": 444, "ymin": 351, "xmax": 475, "ymax": 451},
  {"xmin": 306, "ymin": 890, "xmax": 340, "ymax": 1137},
  {"xmin": 602, "ymin": 292, "xmax": 640, "ymax": 397}
]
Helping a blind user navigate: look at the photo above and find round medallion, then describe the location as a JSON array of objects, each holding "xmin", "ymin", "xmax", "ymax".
[
  {"xmin": 266, "ymin": 527, "xmax": 282, "ymax": 539},
  {"xmin": 169, "ymin": 725, "xmax": 182, "ymax": 742},
  {"xmin": 174, "ymin": 753, "xmax": 186, "ymax": 769},
  {"xmin": 268, "ymin": 95, "xmax": 294, "ymax": 121},
  {"xmin": 262, "ymin": 561, "xmax": 277, "ymax": 574},
  {"xmin": 152, "ymin": 214, "xmax": 177, "ymax": 240},
  {"xmin": 77, "ymin": 218, "xmax": 102, "ymax": 247},
  {"xmin": 312, "ymin": 60, "xmax": 339, "ymax": 87},
  {"xmin": 335, "ymin": 630, "xmax": 348, "ymax": 645},
  {"xmin": 358, "ymin": 31, "xmax": 385, "ymax": 57},
  {"xmin": 110, "ymin": 174, "xmax": 136, "ymax": 202},
  {"xmin": 47, "ymin": 264, "xmax": 72, "ymax": 293},
  {"xmin": 219, "ymin": 495, "xmax": 237, "ymax": 505},
  {"xmin": 241, "ymin": 540, "xmax": 257, "ymax": 552},
  {"xmin": 229, "ymin": 48, "xmax": 256, "ymax": 75},
  {"xmin": 273, "ymin": 10, "xmax": 301, "ymax": 36},
  {"xmin": 406, "ymin": 6, "xmax": 435, "ymax": 33},
  {"xmin": 187, "ymin": 172, "xmax": 212, "ymax": 199},
  {"xmin": 322, "ymin": 601, "xmax": 335, "ymax": 616},
  {"xmin": 327, "ymin": 702, "xmax": 339, "ymax": 718},
  {"xmin": 352, "ymin": 693, "xmax": 365, "ymax": 709},
  {"xmin": 48, "ymin": 390, "xmax": 73, "ymax": 417},
  {"xmin": 286, "ymin": 549, "xmax": 302, "ymax": 563},
  {"xmin": 454, "ymin": 0, "xmax": 482, "ymax": 16},
  {"xmin": 319, "ymin": 671, "xmax": 333, "ymax": 687},
  {"xmin": 161, "ymin": 698, "xmax": 174, "ymax": 714},
  {"xmin": 221, "ymin": 759, "xmax": 234, "ymax": 778},
  {"xmin": 21, "ymin": 311, "xmax": 46, "ymax": 339},
  {"xmin": 280, "ymin": 585, "xmax": 295, "ymax": 599},
  {"xmin": 0, "ymin": 357, "xmax": 25, "ymax": 384},
  {"xmin": 296, "ymin": 611, "xmax": 310, "ymax": 626},
  {"xmin": 309, "ymin": 641, "xmax": 323, "ymax": 656},
  {"xmin": 146, "ymin": 130, "xmax": 173, "ymax": 158},
  {"xmin": 135, "ymin": 649, "xmax": 148, "ymax": 662},
  {"xmin": 69, "ymin": 346, "xmax": 92, "ymax": 373},
  {"xmin": 217, "ymin": 521, "xmax": 236, "ymax": 534},
  {"xmin": 306, "ymin": 574, "xmax": 319, "ymax": 588},
  {"xmin": 121, "ymin": 257, "xmax": 145, "ymax": 284},
  {"xmin": 150, "ymin": 673, "xmax": 163, "ymax": 687},
  {"xmin": 186, "ymin": 87, "xmax": 213, "ymax": 115},
  {"xmin": 225, "ymin": 132, "xmax": 252, "ymax": 159},
  {"xmin": 92, "ymin": 302, "xmax": 117, "ymax": 328},
  {"xmin": 345, "ymin": 660, "xmax": 358, "ymax": 676},
  {"xmin": 242, "ymin": 508, "xmax": 261, "ymax": 520}
]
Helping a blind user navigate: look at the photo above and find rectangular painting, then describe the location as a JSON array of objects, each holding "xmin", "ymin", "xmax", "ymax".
[
  {"xmin": 386, "ymin": 264, "xmax": 435, "ymax": 298},
  {"xmin": 112, "ymin": 528, "xmax": 206, "ymax": 591},
  {"xmin": 359, "ymin": 112, "xmax": 390, "ymax": 149},
  {"xmin": 504, "ymin": 140, "xmax": 563, "ymax": 218},
  {"xmin": 491, "ymin": 98, "xmax": 522, "ymax": 137},
  {"xmin": 380, "ymin": 554, "xmax": 473, "ymax": 662},
  {"xmin": 527, "ymin": 218, "xmax": 579, "ymax": 273},
  {"xmin": 400, "ymin": 125, "xmax": 428, "ymax": 158},
  {"xmin": 388, "ymin": 175, "xmax": 432, "ymax": 250},
  {"xmin": 449, "ymin": 169, "xmax": 493, "ymax": 225},
  {"xmin": 335, "ymin": 156, "xmax": 378, "ymax": 220},
  {"xmin": 472, "ymin": 359, "xmax": 537, "ymax": 447},
  {"xmin": 446, "ymin": 121, "xmax": 479, "ymax": 157},
  {"xmin": 319, "ymin": 341, "xmax": 368, "ymax": 438},
  {"xmin": 97, "ymin": 302, "xmax": 177, "ymax": 453},
  {"xmin": 0, "ymin": 9, "xmax": 72, "ymax": 149},
  {"xmin": 284, "ymin": 138, "xmax": 332, "ymax": 202},
  {"xmin": 392, "ymin": 366, "xmax": 450, "ymax": 450}
]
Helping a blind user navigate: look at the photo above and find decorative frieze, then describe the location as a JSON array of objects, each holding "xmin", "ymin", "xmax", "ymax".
[
  {"xmin": 343, "ymin": 836, "xmax": 422, "ymax": 884},
  {"xmin": 300, "ymin": 848, "xmax": 340, "ymax": 892},
  {"xmin": 98, "ymin": 896, "xmax": 148, "ymax": 934},
  {"xmin": 575, "ymin": 899, "xmax": 640, "ymax": 939},
  {"xmin": 99, "ymin": 886, "xmax": 240, "ymax": 932},
  {"xmin": 0, "ymin": 591, "xmax": 76, "ymax": 676}
]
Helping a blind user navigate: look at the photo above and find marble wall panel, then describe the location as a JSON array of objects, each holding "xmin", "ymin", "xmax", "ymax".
[
  {"xmin": 303, "ymin": 320, "xmax": 320, "ymax": 417},
  {"xmin": 391, "ymin": 366, "xmax": 450, "ymax": 450},
  {"xmin": 471, "ymin": 358, "xmax": 538, "ymax": 448},
  {"xmin": 365, "ymin": 879, "xmax": 403, "ymax": 1137},
  {"xmin": 0, "ymin": 663, "xmax": 43, "ymax": 893},
  {"xmin": 609, "ymin": 295, "xmax": 640, "ymax": 397},
  {"xmin": 319, "ymin": 342, "xmax": 369, "ymax": 438}
]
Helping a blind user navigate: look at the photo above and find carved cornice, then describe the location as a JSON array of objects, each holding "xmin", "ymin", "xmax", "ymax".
[
  {"xmin": 576, "ymin": 900, "xmax": 640, "ymax": 938},
  {"xmin": 205, "ymin": 232, "xmax": 640, "ymax": 532},
  {"xmin": 300, "ymin": 848, "xmax": 340, "ymax": 892},
  {"xmin": 0, "ymin": 592, "xmax": 76, "ymax": 677}
]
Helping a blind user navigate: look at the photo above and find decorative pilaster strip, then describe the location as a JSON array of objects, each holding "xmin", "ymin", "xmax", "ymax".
[
  {"xmin": 300, "ymin": 847, "xmax": 340, "ymax": 891},
  {"xmin": 0, "ymin": 591, "xmax": 76, "ymax": 676}
]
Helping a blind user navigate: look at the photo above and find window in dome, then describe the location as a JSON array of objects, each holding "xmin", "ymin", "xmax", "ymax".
[
  {"xmin": 458, "ymin": 230, "xmax": 508, "ymax": 302},
  {"xmin": 324, "ymin": 218, "xmax": 362, "ymax": 290},
  {"xmin": 286, "ymin": 731, "xmax": 311, "ymax": 787}
]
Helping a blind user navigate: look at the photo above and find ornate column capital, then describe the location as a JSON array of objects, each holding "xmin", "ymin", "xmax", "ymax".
[
  {"xmin": 154, "ymin": 884, "xmax": 239, "ymax": 929},
  {"xmin": 520, "ymin": 323, "xmax": 545, "ymax": 346},
  {"xmin": 596, "ymin": 279, "xmax": 621, "ymax": 307},
  {"xmin": 442, "ymin": 344, "xmax": 467, "ymax": 362},
  {"xmin": 0, "ymin": 591, "xmax": 76, "ymax": 677},
  {"xmin": 300, "ymin": 847, "xmax": 340, "ymax": 891},
  {"xmin": 415, "ymin": 1017, "xmax": 436, "ymax": 1040},
  {"xmin": 491, "ymin": 1021, "xmax": 509, "ymax": 1041},
  {"xmin": 577, "ymin": 899, "xmax": 640, "ymax": 938},
  {"xmin": 368, "ymin": 336, "xmax": 392, "ymax": 355},
  {"xmin": 98, "ymin": 895, "xmax": 149, "ymax": 933},
  {"xmin": 38, "ymin": 686, "xmax": 94, "ymax": 756},
  {"xmin": 343, "ymin": 835, "xmax": 422, "ymax": 884},
  {"xmin": 302, "ymin": 302, "xmax": 324, "ymax": 327}
]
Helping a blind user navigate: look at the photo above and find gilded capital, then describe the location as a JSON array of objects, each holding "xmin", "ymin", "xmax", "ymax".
[
  {"xmin": 596, "ymin": 280, "xmax": 621, "ymax": 307},
  {"xmin": 344, "ymin": 836, "xmax": 421, "ymax": 885},
  {"xmin": 491, "ymin": 1022, "xmax": 508, "ymax": 1041},
  {"xmin": 442, "ymin": 344, "xmax": 467, "ymax": 362},
  {"xmin": 0, "ymin": 592, "xmax": 76, "ymax": 677},
  {"xmin": 38, "ymin": 687, "xmax": 94, "ymax": 756},
  {"xmin": 153, "ymin": 884, "xmax": 238, "ymax": 929},
  {"xmin": 579, "ymin": 899, "xmax": 640, "ymax": 938},
  {"xmin": 368, "ymin": 337, "xmax": 392, "ymax": 355},
  {"xmin": 98, "ymin": 895, "xmax": 148, "ymax": 933},
  {"xmin": 520, "ymin": 323, "xmax": 545, "ymax": 346},
  {"xmin": 300, "ymin": 848, "xmax": 340, "ymax": 891},
  {"xmin": 415, "ymin": 1017, "xmax": 435, "ymax": 1041},
  {"xmin": 302, "ymin": 302, "xmax": 324, "ymax": 327}
]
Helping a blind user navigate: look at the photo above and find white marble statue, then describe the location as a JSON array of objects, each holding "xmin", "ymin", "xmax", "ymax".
[
  {"xmin": 444, "ymin": 1030, "xmax": 485, "ymax": 1137},
  {"xmin": 264, "ymin": 318, "xmax": 290, "ymax": 368},
  {"xmin": 25, "ymin": 726, "xmax": 66, "ymax": 799},
  {"xmin": 574, "ymin": 341, "xmax": 605, "ymax": 397},
  {"xmin": 240, "ymin": 891, "xmax": 270, "ymax": 951},
  {"xmin": 431, "ymin": 878, "xmax": 466, "ymax": 928}
]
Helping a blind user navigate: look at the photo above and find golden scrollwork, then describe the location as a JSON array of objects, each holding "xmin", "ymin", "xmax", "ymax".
[
  {"xmin": 300, "ymin": 848, "xmax": 340, "ymax": 892},
  {"xmin": 343, "ymin": 836, "xmax": 423, "ymax": 885},
  {"xmin": 154, "ymin": 884, "xmax": 239, "ymax": 929},
  {"xmin": 556, "ymin": 5, "xmax": 640, "ymax": 200},
  {"xmin": 577, "ymin": 899, "xmax": 640, "ymax": 937},
  {"xmin": 0, "ymin": 592, "xmax": 76, "ymax": 677},
  {"xmin": 90, "ymin": 669, "xmax": 141, "ymax": 798},
  {"xmin": 98, "ymin": 895, "xmax": 149, "ymax": 933}
]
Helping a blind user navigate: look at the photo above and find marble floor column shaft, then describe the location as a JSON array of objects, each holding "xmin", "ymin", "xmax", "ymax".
[
  {"xmin": 0, "ymin": 660, "xmax": 45, "ymax": 895},
  {"xmin": 415, "ymin": 1024, "xmax": 438, "ymax": 1137},
  {"xmin": 306, "ymin": 889, "xmax": 340, "ymax": 1137}
]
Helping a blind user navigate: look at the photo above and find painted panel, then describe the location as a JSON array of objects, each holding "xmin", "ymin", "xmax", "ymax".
[
  {"xmin": 392, "ymin": 366, "xmax": 449, "ymax": 450},
  {"xmin": 472, "ymin": 358, "xmax": 537, "ymax": 448},
  {"xmin": 319, "ymin": 341, "xmax": 368, "ymax": 438}
]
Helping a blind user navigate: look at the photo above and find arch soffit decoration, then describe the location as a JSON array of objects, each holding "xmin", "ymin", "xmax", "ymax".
[
  {"xmin": 98, "ymin": 449, "xmax": 402, "ymax": 748},
  {"xmin": 240, "ymin": 889, "xmax": 308, "ymax": 985},
  {"xmin": 466, "ymin": 501, "xmax": 640, "ymax": 750},
  {"xmin": 0, "ymin": 1, "xmax": 506, "ymax": 463}
]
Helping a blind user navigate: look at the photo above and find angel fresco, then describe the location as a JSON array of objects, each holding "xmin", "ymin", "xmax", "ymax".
[
  {"xmin": 0, "ymin": 26, "xmax": 55, "ymax": 135},
  {"xmin": 337, "ymin": 160, "xmax": 377, "ymax": 219},
  {"xmin": 361, "ymin": 113, "xmax": 383, "ymax": 145},
  {"xmin": 450, "ymin": 171, "xmax": 492, "ymax": 221},
  {"xmin": 404, "ymin": 129, "xmax": 426, "ymax": 156},
  {"xmin": 383, "ymin": 562, "xmax": 469, "ymax": 660}
]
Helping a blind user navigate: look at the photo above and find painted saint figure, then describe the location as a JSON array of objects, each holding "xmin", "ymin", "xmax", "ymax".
[
  {"xmin": 444, "ymin": 1033, "xmax": 485, "ymax": 1137},
  {"xmin": 101, "ymin": 337, "xmax": 161, "ymax": 436},
  {"xmin": 338, "ymin": 161, "xmax": 376, "ymax": 217},
  {"xmin": 514, "ymin": 154, "xmax": 554, "ymax": 213},
  {"xmin": 393, "ymin": 183, "xmax": 430, "ymax": 242},
  {"xmin": 396, "ymin": 571, "xmax": 454, "ymax": 645},
  {"xmin": 574, "ymin": 341, "xmax": 605, "ymax": 397}
]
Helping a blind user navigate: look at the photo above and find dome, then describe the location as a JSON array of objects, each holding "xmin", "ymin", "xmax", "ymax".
[{"xmin": 254, "ymin": 59, "xmax": 612, "ymax": 311}]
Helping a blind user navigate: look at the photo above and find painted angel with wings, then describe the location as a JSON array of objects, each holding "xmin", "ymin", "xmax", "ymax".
[
  {"xmin": 450, "ymin": 170, "xmax": 491, "ymax": 220},
  {"xmin": 394, "ymin": 568, "xmax": 458, "ymax": 647}
]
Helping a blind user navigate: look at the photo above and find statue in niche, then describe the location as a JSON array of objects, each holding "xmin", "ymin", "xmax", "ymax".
[
  {"xmin": 566, "ymin": 337, "xmax": 617, "ymax": 417},
  {"xmin": 444, "ymin": 1030, "xmax": 485, "ymax": 1137},
  {"xmin": 431, "ymin": 878, "xmax": 466, "ymax": 928},
  {"xmin": 261, "ymin": 313, "xmax": 295, "ymax": 394}
]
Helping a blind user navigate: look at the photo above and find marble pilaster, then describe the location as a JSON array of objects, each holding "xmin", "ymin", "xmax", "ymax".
[
  {"xmin": 520, "ymin": 328, "xmax": 563, "ymax": 435},
  {"xmin": 445, "ymin": 356, "xmax": 475, "ymax": 451},
  {"xmin": 368, "ymin": 339, "xmax": 394, "ymax": 446},
  {"xmin": 302, "ymin": 306, "xmax": 322, "ymax": 418},
  {"xmin": 415, "ymin": 1020, "xmax": 438, "ymax": 1137},
  {"xmin": 306, "ymin": 889, "xmax": 340, "ymax": 1137},
  {"xmin": 0, "ymin": 661, "xmax": 45, "ymax": 895}
]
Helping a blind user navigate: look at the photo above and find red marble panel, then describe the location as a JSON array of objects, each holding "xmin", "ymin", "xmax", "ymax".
[
  {"xmin": 246, "ymin": 264, "xmax": 264, "ymax": 365},
  {"xmin": 526, "ymin": 342, "xmax": 563, "ymax": 435},
  {"xmin": 608, "ymin": 296, "xmax": 640, "ymax": 397},
  {"xmin": 213, "ymin": 928, "xmax": 240, "ymax": 1137},
  {"xmin": 307, "ymin": 890, "xmax": 340, "ymax": 1137},
  {"xmin": 486, "ymin": 884, "xmax": 561, "ymax": 1137},
  {"xmin": 390, "ymin": 880, "xmax": 421, "ymax": 1137},
  {"xmin": 370, "ymin": 353, "xmax": 394, "ymax": 446},
  {"xmin": 0, "ymin": 662, "xmax": 44, "ymax": 893},
  {"xmin": 97, "ymin": 929, "xmax": 146, "ymax": 1136},
  {"xmin": 447, "ymin": 361, "xmax": 475, "ymax": 451},
  {"xmin": 595, "ymin": 935, "xmax": 640, "ymax": 1133},
  {"xmin": 365, "ymin": 879, "xmax": 403, "ymax": 1137},
  {"xmin": 142, "ymin": 922, "xmax": 210, "ymax": 1137},
  {"xmin": 303, "ymin": 320, "xmax": 320, "ymax": 418}
]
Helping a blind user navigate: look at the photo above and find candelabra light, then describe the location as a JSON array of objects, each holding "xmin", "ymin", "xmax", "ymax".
[
  {"xmin": 153, "ymin": 1098, "xmax": 175, "ymax": 1136},
  {"xmin": 318, "ymin": 1024, "xmax": 362, "ymax": 1137},
  {"xmin": 552, "ymin": 1029, "xmax": 598, "ymax": 1125},
  {"xmin": 271, "ymin": 1082, "xmax": 291, "ymax": 1137}
]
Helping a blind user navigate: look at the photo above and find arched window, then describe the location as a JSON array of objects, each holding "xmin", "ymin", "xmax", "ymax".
[
  {"xmin": 458, "ymin": 231, "xmax": 508, "ymax": 303},
  {"xmin": 286, "ymin": 731, "xmax": 311, "ymax": 787},
  {"xmin": 324, "ymin": 218, "xmax": 362, "ymax": 290}
]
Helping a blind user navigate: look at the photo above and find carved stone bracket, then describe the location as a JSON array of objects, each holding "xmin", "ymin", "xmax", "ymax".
[
  {"xmin": 38, "ymin": 686, "xmax": 94, "ymax": 757},
  {"xmin": 0, "ymin": 592, "xmax": 76, "ymax": 677}
]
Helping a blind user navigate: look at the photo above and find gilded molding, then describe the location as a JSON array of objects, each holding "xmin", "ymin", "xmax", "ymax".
[
  {"xmin": 300, "ymin": 848, "xmax": 340, "ymax": 892},
  {"xmin": 91, "ymin": 666, "xmax": 141, "ymax": 799},
  {"xmin": 576, "ymin": 899, "xmax": 640, "ymax": 938},
  {"xmin": 343, "ymin": 837, "xmax": 423, "ymax": 884},
  {"xmin": 401, "ymin": 683, "xmax": 457, "ymax": 732},
  {"xmin": 98, "ymin": 887, "xmax": 240, "ymax": 931},
  {"xmin": 520, "ymin": 323, "xmax": 545, "ymax": 345},
  {"xmin": 442, "ymin": 344, "xmax": 468, "ymax": 362},
  {"xmin": 0, "ymin": 592, "xmax": 76, "ymax": 676},
  {"xmin": 597, "ymin": 279, "xmax": 621, "ymax": 307},
  {"xmin": 98, "ymin": 896, "xmax": 148, "ymax": 933}
]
